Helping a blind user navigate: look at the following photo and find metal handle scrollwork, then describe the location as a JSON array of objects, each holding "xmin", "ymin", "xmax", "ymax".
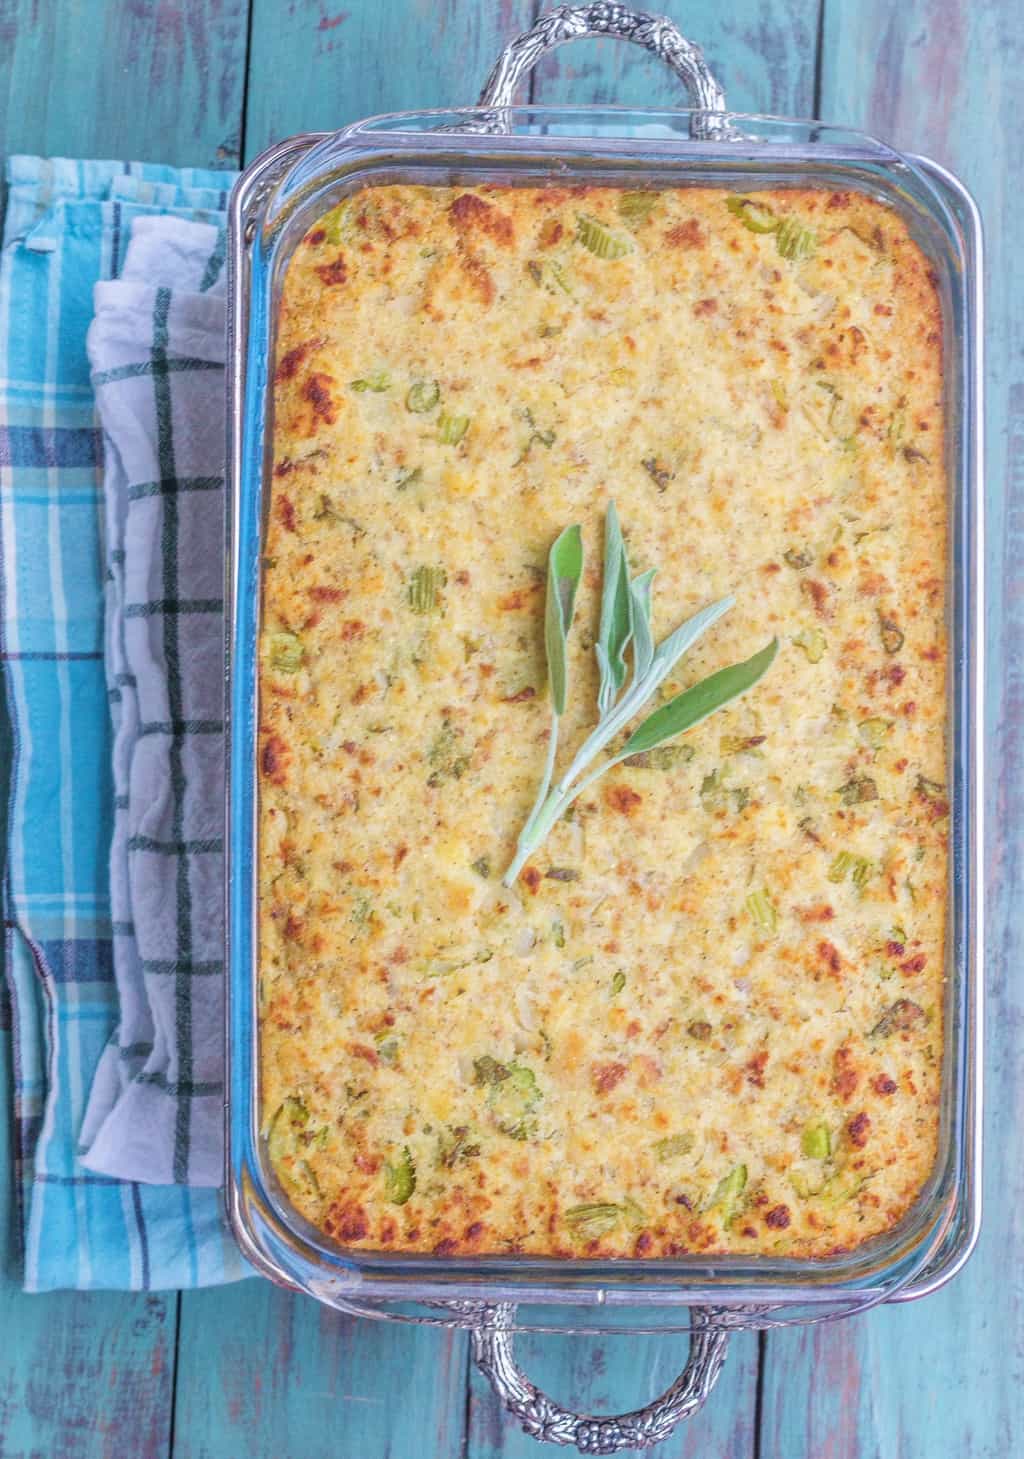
[
  {"xmin": 471, "ymin": 1303, "xmax": 731, "ymax": 1453},
  {"xmin": 475, "ymin": 3, "xmax": 732, "ymax": 137}
]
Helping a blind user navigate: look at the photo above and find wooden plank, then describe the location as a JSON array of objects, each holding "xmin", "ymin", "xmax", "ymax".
[
  {"xmin": 760, "ymin": 1, "xmax": 1021, "ymax": 1453},
  {"xmin": 467, "ymin": 1326, "xmax": 760, "ymax": 1458},
  {"xmin": 0, "ymin": 0, "xmax": 249, "ymax": 169},
  {"xmin": 171, "ymin": 1282, "xmax": 468, "ymax": 1459},
  {"xmin": 0, "ymin": 1031, "xmax": 176, "ymax": 1459},
  {"xmin": 0, "ymin": 7, "xmax": 251, "ymax": 1458},
  {"xmin": 528, "ymin": 0, "xmax": 821, "ymax": 116},
  {"xmin": 242, "ymin": 0, "xmax": 535, "ymax": 161}
]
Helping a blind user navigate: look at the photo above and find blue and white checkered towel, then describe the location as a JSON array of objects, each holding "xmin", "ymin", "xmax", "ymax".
[
  {"xmin": 81, "ymin": 216, "xmax": 230, "ymax": 1189},
  {"xmin": 0, "ymin": 156, "xmax": 246, "ymax": 1289}
]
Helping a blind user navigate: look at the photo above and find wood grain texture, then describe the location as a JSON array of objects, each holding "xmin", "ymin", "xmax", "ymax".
[
  {"xmin": 0, "ymin": 1039, "xmax": 176, "ymax": 1459},
  {"xmin": 242, "ymin": 0, "xmax": 536, "ymax": 162},
  {"xmin": 760, "ymin": 1, "xmax": 1020, "ymax": 1453},
  {"xmin": 1, "ymin": 0, "xmax": 1017, "ymax": 1455},
  {"xmin": 467, "ymin": 1326, "xmax": 759, "ymax": 1459},
  {"xmin": 528, "ymin": 0, "xmax": 820, "ymax": 115},
  {"xmin": 171, "ymin": 1282, "xmax": 468, "ymax": 1459},
  {"xmin": 0, "ymin": 0, "xmax": 248, "ymax": 168}
]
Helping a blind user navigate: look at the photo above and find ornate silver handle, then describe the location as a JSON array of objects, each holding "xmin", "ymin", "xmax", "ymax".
[
  {"xmin": 471, "ymin": 1303, "xmax": 730, "ymax": 1453},
  {"xmin": 477, "ymin": 3, "xmax": 730, "ymax": 136}
]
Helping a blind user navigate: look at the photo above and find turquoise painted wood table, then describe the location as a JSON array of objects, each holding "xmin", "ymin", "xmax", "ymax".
[{"xmin": 0, "ymin": 2, "xmax": 1018, "ymax": 1455}]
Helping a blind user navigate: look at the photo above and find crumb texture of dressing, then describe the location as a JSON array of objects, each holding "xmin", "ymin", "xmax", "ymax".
[{"xmin": 260, "ymin": 183, "xmax": 947, "ymax": 1260}]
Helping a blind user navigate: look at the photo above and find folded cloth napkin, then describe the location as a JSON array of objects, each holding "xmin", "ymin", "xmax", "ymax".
[
  {"xmin": 81, "ymin": 216, "xmax": 229, "ymax": 1188},
  {"xmin": 0, "ymin": 156, "xmax": 246, "ymax": 1289}
]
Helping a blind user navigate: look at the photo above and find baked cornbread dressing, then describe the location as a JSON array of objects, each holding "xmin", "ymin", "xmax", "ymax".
[{"xmin": 260, "ymin": 184, "xmax": 947, "ymax": 1259}]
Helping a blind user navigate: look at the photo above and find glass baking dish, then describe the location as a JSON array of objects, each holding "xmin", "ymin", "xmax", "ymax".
[{"xmin": 224, "ymin": 5, "xmax": 983, "ymax": 1447}]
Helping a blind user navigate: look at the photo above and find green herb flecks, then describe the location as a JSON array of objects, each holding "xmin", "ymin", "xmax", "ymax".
[{"xmin": 502, "ymin": 504, "xmax": 779, "ymax": 885}]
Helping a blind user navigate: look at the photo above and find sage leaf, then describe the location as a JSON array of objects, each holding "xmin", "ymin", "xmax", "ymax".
[
  {"xmin": 596, "ymin": 501, "xmax": 632, "ymax": 717},
  {"xmin": 621, "ymin": 638, "xmax": 779, "ymax": 758},
  {"xmin": 544, "ymin": 524, "xmax": 583, "ymax": 716},
  {"xmin": 628, "ymin": 569, "xmax": 657, "ymax": 682},
  {"xmin": 651, "ymin": 596, "xmax": 735, "ymax": 681}
]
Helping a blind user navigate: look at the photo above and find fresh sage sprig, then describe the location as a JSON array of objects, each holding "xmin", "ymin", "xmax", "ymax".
[
  {"xmin": 513, "ymin": 525, "xmax": 584, "ymax": 854},
  {"xmin": 502, "ymin": 503, "xmax": 778, "ymax": 886}
]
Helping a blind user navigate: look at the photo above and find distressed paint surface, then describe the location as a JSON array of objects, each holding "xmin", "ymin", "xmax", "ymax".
[
  {"xmin": 0, "ymin": 0, "xmax": 1018, "ymax": 1455},
  {"xmin": 759, "ymin": 1, "xmax": 1021, "ymax": 1452},
  {"xmin": 529, "ymin": 0, "xmax": 819, "ymax": 115},
  {"xmin": 172, "ymin": 1282, "xmax": 468, "ymax": 1458},
  {"xmin": 243, "ymin": 0, "xmax": 536, "ymax": 161},
  {"xmin": 0, "ymin": 1044, "xmax": 176, "ymax": 1459},
  {"xmin": 0, "ymin": 0, "xmax": 249, "ymax": 170}
]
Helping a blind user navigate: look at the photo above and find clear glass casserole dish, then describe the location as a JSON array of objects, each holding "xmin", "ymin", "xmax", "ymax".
[{"xmin": 224, "ymin": 5, "xmax": 983, "ymax": 1448}]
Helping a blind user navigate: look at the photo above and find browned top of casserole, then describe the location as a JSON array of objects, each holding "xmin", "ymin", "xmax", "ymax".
[{"xmin": 258, "ymin": 182, "xmax": 946, "ymax": 1259}]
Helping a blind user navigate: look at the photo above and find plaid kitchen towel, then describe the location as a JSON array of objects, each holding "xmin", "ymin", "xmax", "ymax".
[
  {"xmin": 80, "ymin": 216, "xmax": 229, "ymax": 1188},
  {"xmin": 0, "ymin": 155, "xmax": 246, "ymax": 1289}
]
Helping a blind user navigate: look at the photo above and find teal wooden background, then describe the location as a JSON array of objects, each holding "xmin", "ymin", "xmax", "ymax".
[{"xmin": 0, "ymin": 0, "xmax": 1018, "ymax": 1454}]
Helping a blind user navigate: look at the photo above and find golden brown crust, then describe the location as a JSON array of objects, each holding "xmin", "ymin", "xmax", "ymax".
[{"xmin": 259, "ymin": 184, "xmax": 946, "ymax": 1260}]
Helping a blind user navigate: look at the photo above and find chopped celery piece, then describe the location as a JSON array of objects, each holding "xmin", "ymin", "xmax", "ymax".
[
  {"xmin": 878, "ymin": 613, "xmax": 904, "ymax": 654},
  {"xmin": 726, "ymin": 196, "xmax": 778, "ymax": 234},
  {"xmin": 564, "ymin": 1203, "xmax": 622, "ymax": 1238},
  {"xmin": 801, "ymin": 1122, "xmax": 831, "ymax": 1160},
  {"xmin": 784, "ymin": 547, "xmax": 813, "ymax": 569},
  {"xmin": 438, "ymin": 412, "xmax": 470, "ymax": 445},
  {"xmin": 383, "ymin": 1146, "xmax": 416, "ymax": 1205},
  {"xmin": 708, "ymin": 1163, "xmax": 747, "ymax": 1220},
  {"xmin": 406, "ymin": 379, "xmax": 440, "ymax": 413},
  {"xmin": 575, "ymin": 213, "xmax": 632, "ymax": 260},
  {"xmin": 828, "ymin": 851, "xmax": 874, "ymax": 888},
  {"xmin": 350, "ymin": 368, "xmax": 391, "ymax": 392},
  {"xmin": 858, "ymin": 717, "xmax": 892, "ymax": 748},
  {"xmin": 320, "ymin": 201, "xmax": 350, "ymax": 245},
  {"xmin": 794, "ymin": 627, "xmax": 826, "ymax": 663},
  {"xmin": 653, "ymin": 1132, "xmax": 695, "ymax": 1162},
  {"xmin": 618, "ymin": 191, "xmax": 658, "ymax": 226},
  {"xmin": 623, "ymin": 743, "xmax": 694, "ymax": 770},
  {"xmin": 775, "ymin": 217, "xmax": 817, "ymax": 260},
  {"xmin": 746, "ymin": 888, "xmax": 778, "ymax": 934},
  {"xmin": 266, "ymin": 1096, "xmax": 308, "ymax": 1167},
  {"xmin": 408, "ymin": 565, "xmax": 447, "ymax": 614},
  {"xmin": 610, "ymin": 970, "xmax": 626, "ymax": 997},
  {"xmin": 476, "ymin": 1060, "xmax": 541, "ymax": 1140},
  {"xmin": 839, "ymin": 776, "xmax": 879, "ymax": 805}
]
